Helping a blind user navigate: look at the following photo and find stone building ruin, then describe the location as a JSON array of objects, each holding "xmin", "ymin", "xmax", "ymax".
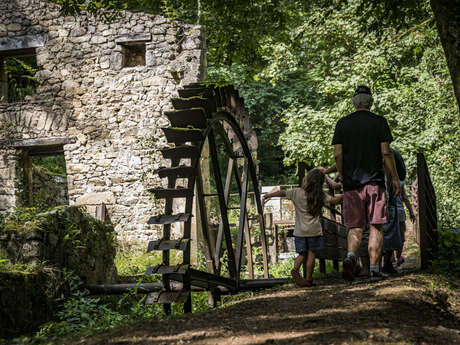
[
  {"xmin": 0, "ymin": 0, "xmax": 259, "ymax": 244},
  {"xmin": 0, "ymin": 0, "xmax": 206, "ymax": 242}
]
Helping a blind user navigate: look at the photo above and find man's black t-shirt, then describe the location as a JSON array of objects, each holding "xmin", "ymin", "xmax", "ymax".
[{"xmin": 332, "ymin": 110, "xmax": 393, "ymax": 191}]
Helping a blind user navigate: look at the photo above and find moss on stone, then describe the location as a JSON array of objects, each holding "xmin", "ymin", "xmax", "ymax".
[{"xmin": 0, "ymin": 205, "xmax": 118, "ymax": 284}]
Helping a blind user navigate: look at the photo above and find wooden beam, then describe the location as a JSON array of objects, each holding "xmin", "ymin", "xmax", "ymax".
[
  {"xmin": 417, "ymin": 153, "xmax": 438, "ymax": 269},
  {"xmin": 8, "ymin": 136, "xmax": 76, "ymax": 148},
  {"xmin": 0, "ymin": 57, "xmax": 7, "ymax": 103},
  {"xmin": 195, "ymin": 160, "xmax": 216, "ymax": 274},
  {"xmin": 208, "ymin": 130, "xmax": 237, "ymax": 279},
  {"xmin": 232, "ymin": 158, "xmax": 254, "ymax": 279},
  {"xmin": 236, "ymin": 158, "xmax": 249, "ymax": 283},
  {"xmin": 215, "ymin": 158, "xmax": 234, "ymax": 273},
  {"xmin": 115, "ymin": 34, "xmax": 152, "ymax": 44},
  {"xmin": 22, "ymin": 151, "xmax": 33, "ymax": 206}
]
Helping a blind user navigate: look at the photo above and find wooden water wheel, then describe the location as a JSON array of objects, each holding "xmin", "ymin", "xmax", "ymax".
[{"xmin": 145, "ymin": 83, "xmax": 284, "ymax": 314}]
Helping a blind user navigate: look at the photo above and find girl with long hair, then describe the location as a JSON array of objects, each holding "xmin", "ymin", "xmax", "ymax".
[{"xmin": 264, "ymin": 168, "xmax": 343, "ymax": 287}]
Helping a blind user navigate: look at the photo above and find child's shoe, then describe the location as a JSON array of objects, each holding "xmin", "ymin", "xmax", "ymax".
[
  {"xmin": 291, "ymin": 269, "xmax": 315, "ymax": 287},
  {"xmin": 291, "ymin": 269, "xmax": 304, "ymax": 287},
  {"xmin": 303, "ymin": 280, "xmax": 316, "ymax": 287}
]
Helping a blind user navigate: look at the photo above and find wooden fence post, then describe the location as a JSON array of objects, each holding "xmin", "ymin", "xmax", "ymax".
[{"xmin": 417, "ymin": 153, "xmax": 438, "ymax": 269}]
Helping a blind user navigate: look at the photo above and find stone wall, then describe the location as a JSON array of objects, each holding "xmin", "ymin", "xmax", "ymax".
[
  {"xmin": 0, "ymin": 206, "xmax": 118, "ymax": 284},
  {"xmin": 0, "ymin": 269, "xmax": 68, "ymax": 339},
  {"xmin": 0, "ymin": 0, "xmax": 205, "ymax": 242},
  {"xmin": 0, "ymin": 148, "xmax": 19, "ymax": 213}
]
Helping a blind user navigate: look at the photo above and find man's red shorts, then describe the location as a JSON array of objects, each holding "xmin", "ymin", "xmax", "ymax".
[{"xmin": 343, "ymin": 183, "xmax": 387, "ymax": 228}]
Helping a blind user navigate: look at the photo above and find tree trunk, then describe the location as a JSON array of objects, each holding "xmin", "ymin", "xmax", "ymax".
[{"xmin": 430, "ymin": 0, "xmax": 460, "ymax": 112}]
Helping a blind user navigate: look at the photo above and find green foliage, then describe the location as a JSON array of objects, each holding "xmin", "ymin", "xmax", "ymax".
[
  {"xmin": 259, "ymin": 0, "xmax": 459, "ymax": 227},
  {"xmin": 433, "ymin": 229, "xmax": 460, "ymax": 277},
  {"xmin": 0, "ymin": 206, "xmax": 117, "ymax": 287},
  {"xmin": 8, "ymin": 272, "xmax": 162, "ymax": 345},
  {"xmin": 0, "ymin": 206, "xmax": 46, "ymax": 233},
  {"xmin": 32, "ymin": 155, "xmax": 67, "ymax": 176},
  {"xmin": 4, "ymin": 56, "xmax": 38, "ymax": 103},
  {"xmin": 115, "ymin": 245, "xmax": 164, "ymax": 276}
]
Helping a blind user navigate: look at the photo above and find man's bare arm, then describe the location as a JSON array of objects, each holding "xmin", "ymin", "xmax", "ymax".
[
  {"xmin": 381, "ymin": 142, "xmax": 400, "ymax": 196},
  {"xmin": 333, "ymin": 144, "xmax": 343, "ymax": 177}
]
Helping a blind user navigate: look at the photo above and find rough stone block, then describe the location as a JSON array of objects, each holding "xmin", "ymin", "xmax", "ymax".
[
  {"xmin": 142, "ymin": 76, "xmax": 166, "ymax": 86},
  {"xmin": 76, "ymin": 192, "xmax": 115, "ymax": 205},
  {"xmin": 6, "ymin": 23, "xmax": 21, "ymax": 31}
]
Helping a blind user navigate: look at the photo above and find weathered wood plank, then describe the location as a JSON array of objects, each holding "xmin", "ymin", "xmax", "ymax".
[
  {"xmin": 147, "ymin": 239, "xmax": 190, "ymax": 252},
  {"xmin": 145, "ymin": 264, "xmax": 190, "ymax": 275},
  {"xmin": 7, "ymin": 136, "xmax": 76, "ymax": 148},
  {"xmin": 164, "ymin": 109, "xmax": 208, "ymax": 129},
  {"xmin": 162, "ymin": 127, "xmax": 203, "ymax": 143},
  {"xmin": 115, "ymin": 34, "xmax": 151, "ymax": 44},
  {"xmin": 160, "ymin": 145, "xmax": 201, "ymax": 160},
  {"xmin": 155, "ymin": 166, "xmax": 196, "ymax": 179},
  {"xmin": 147, "ymin": 213, "xmax": 191, "ymax": 225},
  {"xmin": 178, "ymin": 88, "xmax": 214, "ymax": 99},
  {"xmin": 148, "ymin": 187, "xmax": 194, "ymax": 199},
  {"xmin": 171, "ymin": 97, "xmax": 215, "ymax": 115}
]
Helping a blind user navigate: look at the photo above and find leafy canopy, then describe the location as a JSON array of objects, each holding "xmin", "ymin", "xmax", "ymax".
[{"xmin": 52, "ymin": 0, "xmax": 459, "ymax": 227}]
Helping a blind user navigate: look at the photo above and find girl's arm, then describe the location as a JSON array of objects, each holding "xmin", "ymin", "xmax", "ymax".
[
  {"xmin": 317, "ymin": 164, "xmax": 337, "ymax": 174},
  {"xmin": 263, "ymin": 190, "xmax": 287, "ymax": 201},
  {"xmin": 328, "ymin": 194, "xmax": 343, "ymax": 205},
  {"xmin": 325, "ymin": 175, "xmax": 342, "ymax": 190}
]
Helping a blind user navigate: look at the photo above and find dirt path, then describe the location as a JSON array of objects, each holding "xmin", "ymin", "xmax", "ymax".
[
  {"xmin": 71, "ymin": 224, "xmax": 460, "ymax": 345},
  {"xmin": 73, "ymin": 272, "xmax": 460, "ymax": 345}
]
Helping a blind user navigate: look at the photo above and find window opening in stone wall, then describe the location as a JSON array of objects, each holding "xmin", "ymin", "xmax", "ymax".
[
  {"xmin": 122, "ymin": 43, "xmax": 146, "ymax": 67},
  {"xmin": 0, "ymin": 49, "xmax": 38, "ymax": 103},
  {"xmin": 20, "ymin": 150, "xmax": 68, "ymax": 209}
]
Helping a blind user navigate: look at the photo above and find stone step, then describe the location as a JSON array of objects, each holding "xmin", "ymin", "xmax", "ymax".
[
  {"xmin": 155, "ymin": 166, "xmax": 196, "ymax": 179},
  {"xmin": 162, "ymin": 127, "xmax": 203, "ymax": 144},
  {"xmin": 148, "ymin": 187, "xmax": 194, "ymax": 199},
  {"xmin": 164, "ymin": 109, "xmax": 208, "ymax": 129},
  {"xmin": 160, "ymin": 145, "xmax": 201, "ymax": 160},
  {"xmin": 147, "ymin": 238, "xmax": 190, "ymax": 252},
  {"xmin": 147, "ymin": 213, "xmax": 192, "ymax": 225},
  {"xmin": 145, "ymin": 291, "xmax": 189, "ymax": 305}
]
